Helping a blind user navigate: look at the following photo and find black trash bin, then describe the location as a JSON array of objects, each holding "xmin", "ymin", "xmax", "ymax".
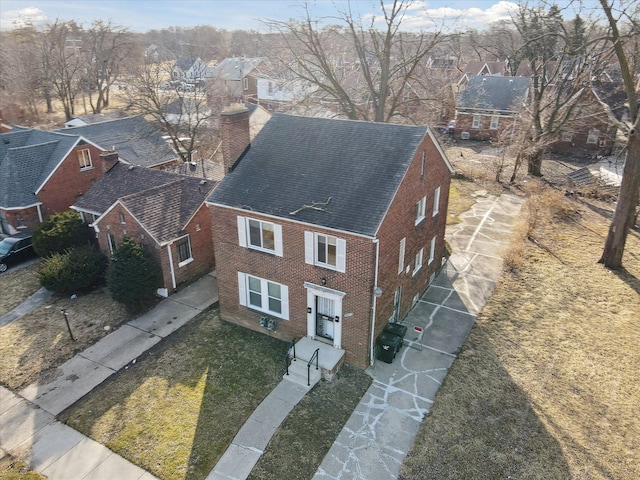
[
  {"xmin": 384, "ymin": 323, "xmax": 407, "ymax": 351},
  {"xmin": 377, "ymin": 332, "xmax": 402, "ymax": 364}
]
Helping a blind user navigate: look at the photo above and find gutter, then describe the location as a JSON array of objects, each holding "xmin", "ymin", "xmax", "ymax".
[{"xmin": 369, "ymin": 238, "xmax": 380, "ymax": 366}]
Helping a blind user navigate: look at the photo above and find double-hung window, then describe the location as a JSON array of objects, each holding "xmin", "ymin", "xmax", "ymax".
[
  {"xmin": 587, "ymin": 129, "xmax": 600, "ymax": 144},
  {"xmin": 490, "ymin": 115, "xmax": 499, "ymax": 130},
  {"xmin": 472, "ymin": 115, "xmax": 481, "ymax": 129},
  {"xmin": 415, "ymin": 196, "xmax": 426, "ymax": 225},
  {"xmin": 429, "ymin": 236, "xmax": 436, "ymax": 264},
  {"xmin": 237, "ymin": 216, "xmax": 283, "ymax": 256},
  {"xmin": 78, "ymin": 149, "xmax": 93, "ymax": 170},
  {"xmin": 433, "ymin": 186, "xmax": 441, "ymax": 216},
  {"xmin": 176, "ymin": 236, "xmax": 192, "ymax": 266},
  {"xmin": 238, "ymin": 272, "xmax": 289, "ymax": 319},
  {"xmin": 304, "ymin": 231, "xmax": 346, "ymax": 272},
  {"xmin": 413, "ymin": 248, "xmax": 424, "ymax": 275},
  {"xmin": 398, "ymin": 237, "xmax": 406, "ymax": 275}
]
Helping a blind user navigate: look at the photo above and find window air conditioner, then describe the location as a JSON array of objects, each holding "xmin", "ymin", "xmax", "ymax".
[{"xmin": 460, "ymin": 132, "xmax": 470, "ymax": 140}]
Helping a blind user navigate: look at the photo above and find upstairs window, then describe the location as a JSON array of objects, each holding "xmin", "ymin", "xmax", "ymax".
[
  {"xmin": 413, "ymin": 248, "xmax": 424, "ymax": 275},
  {"xmin": 429, "ymin": 236, "xmax": 436, "ymax": 264},
  {"xmin": 78, "ymin": 149, "xmax": 93, "ymax": 170},
  {"xmin": 472, "ymin": 115, "xmax": 481, "ymax": 129},
  {"xmin": 398, "ymin": 237, "xmax": 406, "ymax": 275},
  {"xmin": 243, "ymin": 78, "xmax": 249, "ymax": 90},
  {"xmin": 433, "ymin": 186, "xmax": 441, "ymax": 216},
  {"xmin": 237, "ymin": 216, "xmax": 283, "ymax": 256},
  {"xmin": 587, "ymin": 129, "xmax": 600, "ymax": 144},
  {"xmin": 420, "ymin": 151, "xmax": 425, "ymax": 177},
  {"xmin": 119, "ymin": 212, "xmax": 126, "ymax": 225},
  {"xmin": 304, "ymin": 231, "xmax": 346, "ymax": 272},
  {"xmin": 490, "ymin": 115, "xmax": 499, "ymax": 130},
  {"xmin": 415, "ymin": 196, "xmax": 426, "ymax": 225},
  {"xmin": 562, "ymin": 131, "xmax": 573, "ymax": 142}
]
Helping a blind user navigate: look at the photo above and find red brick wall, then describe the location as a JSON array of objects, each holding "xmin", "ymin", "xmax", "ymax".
[
  {"xmin": 96, "ymin": 202, "xmax": 215, "ymax": 294},
  {"xmin": 454, "ymin": 112, "xmax": 517, "ymax": 141},
  {"xmin": 374, "ymin": 132, "xmax": 451, "ymax": 340},
  {"xmin": 38, "ymin": 144, "xmax": 107, "ymax": 219},
  {"xmin": 209, "ymin": 204, "xmax": 378, "ymax": 368},
  {"xmin": 0, "ymin": 207, "xmax": 40, "ymax": 233}
]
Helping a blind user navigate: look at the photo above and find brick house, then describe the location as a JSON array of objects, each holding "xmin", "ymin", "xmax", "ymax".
[
  {"xmin": 0, "ymin": 116, "xmax": 178, "ymax": 235},
  {"xmin": 206, "ymin": 110, "xmax": 454, "ymax": 369},
  {"xmin": 455, "ymin": 75, "xmax": 531, "ymax": 141},
  {"xmin": 72, "ymin": 160, "xmax": 216, "ymax": 295},
  {"xmin": 209, "ymin": 57, "xmax": 268, "ymax": 104}
]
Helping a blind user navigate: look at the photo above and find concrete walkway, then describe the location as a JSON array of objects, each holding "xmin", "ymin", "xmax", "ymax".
[
  {"xmin": 0, "ymin": 287, "xmax": 53, "ymax": 327},
  {"xmin": 0, "ymin": 273, "xmax": 218, "ymax": 480},
  {"xmin": 313, "ymin": 192, "xmax": 524, "ymax": 480}
]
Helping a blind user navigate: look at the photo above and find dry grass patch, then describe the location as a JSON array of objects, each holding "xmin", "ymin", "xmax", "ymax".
[
  {"xmin": 62, "ymin": 311, "xmax": 287, "ymax": 480},
  {"xmin": 0, "ymin": 455, "xmax": 46, "ymax": 480},
  {"xmin": 248, "ymin": 364, "xmax": 372, "ymax": 480},
  {"xmin": 401, "ymin": 188, "xmax": 640, "ymax": 479},
  {"xmin": 0, "ymin": 263, "xmax": 42, "ymax": 317},
  {"xmin": 0, "ymin": 285, "xmax": 131, "ymax": 390}
]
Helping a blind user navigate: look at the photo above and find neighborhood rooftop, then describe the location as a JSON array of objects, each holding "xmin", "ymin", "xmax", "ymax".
[
  {"xmin": 207, "ymin": 113, "xmax": 432, "ymax": 237},
  {"xmin": 457, "ymin": 75, "xmax": 531, "ymax": 113}
]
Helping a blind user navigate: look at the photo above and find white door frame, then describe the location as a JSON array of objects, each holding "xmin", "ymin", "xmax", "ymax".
[{"xmin": 304, "ymin": 282, "xmax": 346, "ymax": 349}]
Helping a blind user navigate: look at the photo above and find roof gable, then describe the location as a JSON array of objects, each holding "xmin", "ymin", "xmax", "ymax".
[
  {"xmin": 207, "ymin": 114, "xmax": 432, "ymax": 236},
  {"xmin": 211, "ymin": 57, "xmax": 267, "ymax": 81}
]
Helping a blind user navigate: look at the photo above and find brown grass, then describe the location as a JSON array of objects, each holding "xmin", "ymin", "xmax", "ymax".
[
  {"xmin": 0, "ymin": 263, "xmax": 42, "ymax": 317},
  {"xmin": 401, "ymin": 183, "xmax": 640, "ymax": 479},
  {"xmin": 0, "ymin": 455, "xmax": 46, "ymax": 480},
  {"xmin": 0, "ymin": 285, "xmax": 132, "ymax": 390}
]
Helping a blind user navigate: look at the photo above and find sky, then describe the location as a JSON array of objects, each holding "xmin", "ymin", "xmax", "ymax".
[{"xmin": 0, "ymin": 0, "xmax": 604, "ymax": 33}]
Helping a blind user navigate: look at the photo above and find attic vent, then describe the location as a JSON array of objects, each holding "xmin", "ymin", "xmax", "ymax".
[{"xmin": 461, "ymin": 132, "xmax": 470, "ymax": 140}]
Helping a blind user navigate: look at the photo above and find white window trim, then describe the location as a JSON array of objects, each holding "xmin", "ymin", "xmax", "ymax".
[
  {"xmin": 490, "ymin": 115, "xmax": 499, "ymax": 130},
  {"xmin": 429, "ymin": 236, "xmax": 436, "ymax": 264},
  {"xmin": 107, "ymin": 233, "xmax": 116, "ymax": 254},
  {"xmin": 587, "ymin": 129, "xmax": 600, "ymax": 144},
  {"xmin": 413, "ymin": 248, "xmax": 424, "ymax": 276},
  {"xmin": 398, "ymin": 237, "xmax": 406, "ymax": 275},
  {"xmin": 177, "ymin": 236, "xmax": 193, "ymax": 267},
  {"xmin": 433, "ymin": 186, "xmax": 441, "ymax": 216},
  {"xmin": 562, "ymin": 131, "xmax": 573, "ymax": 142},
  {"xmin": 415, "ymin": 196, "xmax": 426, "ymax": 225},
  {"xmin": 420, "ymin": 151, "xmax": 425, "ymax": 177},
  {"xmin": 237, "ymin": 215, "xmax": 283, "ymax": 256},
  {"xmin": 304, "ymin": 231, "xmax": 346, "ymax": 273},
  {"xmin": 243, "ymin": 78, "xmax": 249, "ymax": 90},
  {"xmin": 472, "ymin": 115, "xmax": 481, "ymax": 129},
  {"xmin": 238, "ymin": 272, "xmax": 289, "ymax": 320},
  {"xmin": 78, "ymin": 148, "xmax": 93, "ymax": 170}
]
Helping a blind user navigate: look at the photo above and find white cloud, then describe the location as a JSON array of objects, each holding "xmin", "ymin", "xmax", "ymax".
[{"xmin": 0, "ymin": 7, "xmax": 48, "ymax": 30}]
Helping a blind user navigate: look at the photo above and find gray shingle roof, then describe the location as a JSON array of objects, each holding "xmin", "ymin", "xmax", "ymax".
[
  {"xmin": 0, "ymin": 129, "xmax": 79, "ymax": 208},
  {"xmin": 56, "ymin": 116, "xmax": 176, "ymax": 167},
  {"xmin": 210, "ymin": 57, "xmax": 266, "ymax": 81},
  {"xmin": 119, "ymin": 177, "xmax": 214, "ymax": 244},
  {"xmin": 73, "ymin": 162, "xmax": 211, "ymax": 216},
  {"xmin": 457, "ymin": 75, "xmax": 531, "ymax": 112},
  {"xmin": 207, "ymin": 114, "xmax": 429, "ymax": 237}
]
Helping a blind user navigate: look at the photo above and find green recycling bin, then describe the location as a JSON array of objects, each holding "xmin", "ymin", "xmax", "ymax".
[
  {"xmin": 377, "ymin": 332, "xmax": 402, "ymax": 364},
  {"xmin": 384, "ymin": 323, "xmax": 407, "ymax": 351}
]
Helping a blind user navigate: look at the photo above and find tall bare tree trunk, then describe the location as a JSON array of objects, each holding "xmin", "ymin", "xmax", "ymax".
[{"xmin": 599, "ymin": 131, "xmax": 640, "ymax": 268}]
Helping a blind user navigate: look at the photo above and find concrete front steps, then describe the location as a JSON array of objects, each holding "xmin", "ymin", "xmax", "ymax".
[{"xmin": 283, "ymin": 337, "xmax": 345, "ymax": 390}]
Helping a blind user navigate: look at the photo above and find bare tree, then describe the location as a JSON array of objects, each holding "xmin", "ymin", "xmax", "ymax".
[
  {"xmin": 263, "ymin": 0, "xmax": 444, "ymax": 123},
  {"xmin": 597, "ymin": 0, "xmax": 640, "ymax": 269},
  {"xmin": 124, "ymin": 60, "xmax": 216, "ymax": 163},
  {"xmin": 83, "ymin": 21, "xmax": 132, "ymax": 114}
]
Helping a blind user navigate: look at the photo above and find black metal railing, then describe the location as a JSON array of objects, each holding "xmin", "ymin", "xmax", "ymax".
[
  {"xmin": 307, "ymin": 348, "xmax": 319, "ymax": 386},
  {"xmin": 285, "ymin": 338, "xmax": 296, "ymax": 376}
]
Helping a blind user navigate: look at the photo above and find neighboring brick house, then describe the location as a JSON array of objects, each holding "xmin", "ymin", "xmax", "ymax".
[
  {"xmin": 73, "ymin": 160, "xmax": 216, "ymax": 294},
  {"xmin": 0, "ymin": 116, "xmax": 178, "ymax": 235},
  {"xmin": 206, "ymin": 111, "xmax": 454, "ymax": 369},
  {"xmin": 0, "ymin": 128, "xmax": 116, "ymax": 235},
  {"xmin": 455, "ymin": 75, "xmax": 531, "ymax": 141},
  {"xmin": 552, "ymin": 81, "xmax": 628, "ymax": 156},
  {"xmin": 209, "ymin": 57, "xmax": 268, "ymax": 104}
]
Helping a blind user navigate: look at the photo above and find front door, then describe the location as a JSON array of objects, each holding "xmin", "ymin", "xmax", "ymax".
[{"xmin": 316, "ymin": 296, "xmax": 335, "ymax": 340}]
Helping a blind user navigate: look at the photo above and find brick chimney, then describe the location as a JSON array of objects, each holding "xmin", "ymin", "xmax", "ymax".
[
  {"xmin": 99, "ymin": 150, "xmax": 119, "ymax": 172},
  {"xmin": 220, "ymin": 103, "xmax": 250, "ymax": 173}
]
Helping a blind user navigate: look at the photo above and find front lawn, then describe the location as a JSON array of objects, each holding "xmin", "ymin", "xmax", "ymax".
[{"xmin": 62, "ymin": 311, "xmax": 289, "ymax": 480}]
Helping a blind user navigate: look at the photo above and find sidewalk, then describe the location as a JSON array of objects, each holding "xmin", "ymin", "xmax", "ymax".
[
  {"xmin": 313, "ymin": 192, "xmax": 524, "ymax": 480},
  {"xmin": 0, "ymin": 272, "xmax": 218, "ymax": 480}
]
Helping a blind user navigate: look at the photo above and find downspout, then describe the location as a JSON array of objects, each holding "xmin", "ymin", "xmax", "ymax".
[
  {"xmin": 167, "ymin": 243, "xmax": 177, "ymax": 290},
  {"xmin": 369, "ymin": 238, "xmax": 380, "ymax": 366},
  {"xmin": 36, "ymin": 204, "xmax": 43, "ymax": 223}
]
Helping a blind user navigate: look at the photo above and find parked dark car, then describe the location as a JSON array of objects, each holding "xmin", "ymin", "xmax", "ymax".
[{"xmin": 0, "ymin": 232, "xmax": 35, "ymax": 272}]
